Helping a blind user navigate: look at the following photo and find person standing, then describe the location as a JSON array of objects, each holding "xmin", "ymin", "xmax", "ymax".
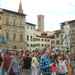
[
  {"xmin": 32, "ymin": 52, "xmax": 39, "ymax": 75},
  {"xmin": 38, "ymin": 49, "xmax": 44, "ymax": 75},
  {"xmin": 7, "ymin": 52, "xmax": 22, "ymax": 75},
  {"xmin": 20, "ymin": 50, "xmax": 24, "ymax": 58},
  {"xmin": 0, "ymin": 52, "xmax": 2, "ymax": 68},
  {"xmin": 57, "ymin": 54, "xmax": 69, "ymax": 75},
  {"xmin": 54, "ymin": 54, "xmax": 59, "ymax": 75},
  {"xmin": 22, "ymin": 52, "xmax": 32, "ymax": 75},
  {"xmin": 1, "ymin": 51, "xmax": 11, "ymax": 75},
  {"xmin": 40, "ymin": 48, "xmax": 54, "ymax": 75},
  {"xmin": 50, "ymin": 53, "xmax": 56, "ymax": 75}
]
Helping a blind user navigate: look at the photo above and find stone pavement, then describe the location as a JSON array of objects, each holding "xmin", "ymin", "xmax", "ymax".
[
  {"xmin": 0, "ymin": 67, "xmax": 73, "ymax": 75},
  {"xmin": 0, "ymin": 68, "xmax": 7, "ymax": 75}
]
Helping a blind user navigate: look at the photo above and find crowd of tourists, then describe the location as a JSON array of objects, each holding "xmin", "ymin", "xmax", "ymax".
[{"xmin": 0, "ymin": 48, "xmax": 75, "ymax": 75}]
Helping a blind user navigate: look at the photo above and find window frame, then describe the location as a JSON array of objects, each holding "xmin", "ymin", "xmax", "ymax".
[
  {"xmin": 62, "ymin": 24, "xmax": 64, "ymax": 29},
  {"xmin": 13, "ymin": 19, "xmax": 16, "ymax": 26},
  {"xmin": 20, "ymin": 34, "xmax": 23, "ymax": 41},
  {"xmin": 56, "ymin": 40, "xmax": 59, "ymax": 44},
  {"xmin": 13, "ymin": 33, "xmax": 16, "ymax": 41},
  {"xmin": 27, "ymin": 26, "xmax": 29, "ymax": 29},
  {"xmin": 72, "ymin": 23, "xmax": 74, "ymax": 27},
  {"xmin": 41, "ymin": 39, "xmax": 43, "ymax": 41},
  {"xmin": 31, "ymin": 36, "xmax": 32, "ymax": 41},
  {"xmin": 27, "ymin": 35, "xmax": 29, "ymax": 41},
  {"xmin": 56, "ymin": 34, "xmax": 59, "ymax": 38},
  {"xmin": 51, "ymin": 40, "xmax": 55, "ymax": 44},
  {"xmin": 6, "ymin": 17, "xmax": 9, "ymax": 25},
  {"xmin": 6, "ymin": 32, "xmax": 9, "ymax": 40},
  {"xmin": 69, "ymin": 23, "xmax": 71, "ymax": 27},
  {"xmin": 31, "ymin": 27, "xmax": 32, "ymax": 30},
  {"xmin": 27, "ymin": 44, "xmax": 29, "ymax": 47},
  {"xmin": 72, "ymin": 39, "xmax": 74, "ymax": 43},
  {"xmin": 20, "ymin": 20, "xmax": 22, "ymax": 27},
  {"xmin": 41, "ymin": 44, "xmax": 43, "ymax": 47}
]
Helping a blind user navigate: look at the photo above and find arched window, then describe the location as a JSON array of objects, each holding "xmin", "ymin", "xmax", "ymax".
[
  {"xmin": 13, "ymin": 33, "xmax": 16, "ymax": 41},
  {"xmin": 13, "ymin": 46, "xmax": 17, "ymax": 49},
  {"xmin": 20, "ymin": 34, "xmax": 23, "ymax": 41},
  {"xmin": 6, "ymin": 32, "xmax": 9, "ymax": 40},
  {"xmin": 20, "ymin": 20, "xmax": 22, "ymax": 27}
]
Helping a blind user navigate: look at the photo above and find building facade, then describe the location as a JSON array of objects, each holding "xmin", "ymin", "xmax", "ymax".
[
  {"xmin": 0, "ymin": 8, "xmax": 27, "ymax": 50},
  {"xmin": 25, "ymin": 22, "xmax": 36, "ymax": 51},
  {"xmin": 55, "ymin": 30, "xmax": 61, "ymax": 48},
  {"xmin": 61, "ymin": 20, "xmax": 75, "ymax": 50},
  {"xmin": 35, "ymin": 36, "xmax": 50, "ymax": 49}
]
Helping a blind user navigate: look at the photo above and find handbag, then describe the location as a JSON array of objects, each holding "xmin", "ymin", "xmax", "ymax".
[
  {"xmin": 9, "ymin": 68, "xmax": 14, "ymax": 75},
  {"xmin": 67, "ymin": 72, "xmax": 70, "ymax": 75},
  {"xmin": 51, "ymin": 66, "xmax": 56, "ymax": 72}
]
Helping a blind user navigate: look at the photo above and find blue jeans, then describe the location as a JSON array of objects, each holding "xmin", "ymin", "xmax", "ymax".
[
  {"xmin": 1, "ymin": 68, "xmax": 8, "ymax": 75},
  {"xmin": 13, "ymin": 72, "xmax": 20, "ymax": 75}
]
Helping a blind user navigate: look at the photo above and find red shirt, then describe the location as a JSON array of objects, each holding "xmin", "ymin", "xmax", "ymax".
[
  {"xmin": 23, "ymin": 55, "xmax": 27, "ymax": 59},
  {"xmin": 3, "ymin": 54, "xmax": 11, "ymax": 68},
  {"xmin": 20, "ymin": 54, "xmax": 23, "ymax": 58}
]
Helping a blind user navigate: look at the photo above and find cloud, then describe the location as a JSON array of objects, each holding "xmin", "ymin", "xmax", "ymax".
[{"xmin": 1, "ymin": 0, "xmax": 75, "ymax": 31}]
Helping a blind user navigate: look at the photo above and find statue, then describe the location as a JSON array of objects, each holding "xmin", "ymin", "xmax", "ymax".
[
  {"xmin": 67, "ymin": 43, "xmax": 73, "ymax": 51},
  {"xmin": 0, "ymin": 33, "xmax": 7, "ymax": 48},
  {"xmin": 62, "ymin": 21, "xmax": 70, "ymax": 46},
  {"xmin": 61, "ymin": 21, "xmax": 73, "ymax": 51},
  {"xmin": 36, "ymin": 45, "xmax": 42, "ymax": 52}
]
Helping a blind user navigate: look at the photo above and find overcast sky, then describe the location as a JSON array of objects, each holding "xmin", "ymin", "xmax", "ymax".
[{"xmin": 1, "ymin": 0, "xmax": 75, "ymax": 31}]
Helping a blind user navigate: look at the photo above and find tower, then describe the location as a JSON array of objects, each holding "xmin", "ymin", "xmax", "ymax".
[
  {"xmin": 18, "ymin": 0, "xmax": 23, "ymax": 14},
  {"xmin": 37, "ymin": 14, "xmax": 44, "ymax": 33}
]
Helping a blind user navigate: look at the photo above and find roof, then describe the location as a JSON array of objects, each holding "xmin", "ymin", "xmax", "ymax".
[
  {"xmin": 0, "ymin": 8, "xmax": 27, "ymax": 16},
  {"xmin": 36, "ymin": 29, "xmax": 40, "ymax": 31},
  {"xmin": 55, "ymin": 30, "xmax": 61, "ymax": 34},
  {"xmin": 37, "ymin": 14, "xmax": 44, "ymax": 18},
  {"xmin": 48, "ymin": 34, "xmax": 55, "ymax": 38},
  {"xmin": 41, "ymin": 32, "xmax": 47, "ymax": 35},
  {"xmin": 36, "ymin": 35, "xmax": 49, "ymax": 38},
  {"xmin": 60, "ymin": 19, "xmax": 75, "ymax": 24},
  {"xmin": 36, "ymin": 34, "xmax": 55, "ymax": 38},
  {"xmin": 26, "ymin": 22, "xmax": 36, "ymax": 26}
]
